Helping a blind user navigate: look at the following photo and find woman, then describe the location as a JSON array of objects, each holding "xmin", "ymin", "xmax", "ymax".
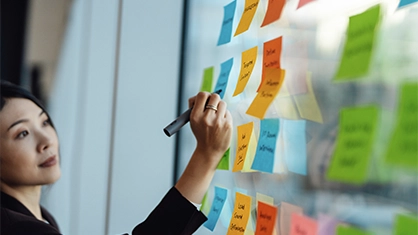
[{"xmin": 0, "ymin": 81, "xmax": 232, "ymax": 234}]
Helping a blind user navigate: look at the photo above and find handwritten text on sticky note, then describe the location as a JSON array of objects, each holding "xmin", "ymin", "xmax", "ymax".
[
  {"xmin": 246, "ymin": 68, "xmax": 285, "ymax": 119},
  {"xmin": 385, "ymin": 83, "xmax": 418, "ymax": 168},
  {"xmin": 251, "ymin": 119, "xmax": 280, "ymax": 173},
  {"xmin": 204, "ymin": 186, "xmax": 228, "ymax": 231},
  {"xmin": 234, "ymin": 0, "xmax": 259, "ymax": 36},
  {"xmin": 233, "ymin": 46, "xmax": 258, "ymax": 96},
  {"xmin": 290, "ymin": 213, "xmax": 318, "ymax": 235},
  {"xmin": 335, "ymin": 5, "xmax": 381, "ymax": 80},
  {"xmin": 218, "ymin": 1, "xmax": 237, "ymax": 45},
  {"xmin": 255, "ymin": 201, "xmax": 278, "ymax": 235},
  {"xmin": 214, "ymin": 58, "xmax": 234, "ymax": 98},
  {"xmin": 233, "ymin": 122, "xmax": 254, "ymax": 172},
  {"xmin": 327, "ymin": 106, "xmax": 379, "ymax": 184},
  {"xmin": 227, "ymin": 192, "xmax": 252, "ymax": 235}
]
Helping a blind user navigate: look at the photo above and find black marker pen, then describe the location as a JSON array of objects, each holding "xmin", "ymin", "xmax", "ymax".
[{"xmin": 163, "ymin": 89, "xmax": 222, "ymax": 137}]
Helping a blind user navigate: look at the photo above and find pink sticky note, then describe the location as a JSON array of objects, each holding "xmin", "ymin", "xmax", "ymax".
[
  {"xmin": 290, "ymin": 213, "xmax": 318, "ymax": 235},
  {"xmin": 280, "ymin": 202, "xmax": 303, "ymax": 235},
  {"xmin": 318, "ymin": 214, "xmax": 340, "ymax": 235},
  {"xmin": 297, "ymin": 0, "xmax": 315, "ymax": 9}
]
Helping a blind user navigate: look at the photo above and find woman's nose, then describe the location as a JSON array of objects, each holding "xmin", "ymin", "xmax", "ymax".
[{"xmin": 36, "ymin": 129, "xmax": 54, "ymax": 152}]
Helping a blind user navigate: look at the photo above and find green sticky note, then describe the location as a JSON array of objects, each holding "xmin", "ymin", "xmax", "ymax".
[
  {"xmin": 337, "ymin": 225, "xmax": 371, "ymax": 235},
  {"xmin": 334, "ymin": 5, "xmax": 381, "ymax": 80},
  {"xmin": 327, "ymin": 106, "xmax": 379, "ymax": 184},
  {"xmin": 201, "ymin": 192, "xmax": 211, "ymax": 215},
  {"xmin": 385, "ymin": 83, "xmax": 418, "ymax": 169},
  {"xmin": 200, "ymin": 67, "xmax": 214, "ymax": 92},
  {"xmin": 394, "ymin": 214, "xmax": 418, "ymax": 235},
  {"xmin": 217, "ymin": 148, "xmax": 230, "ymax": 170}
]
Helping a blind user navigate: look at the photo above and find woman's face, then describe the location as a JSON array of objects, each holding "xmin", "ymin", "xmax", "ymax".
[{"xmin": 0, "ymin": 98, "xmax": 61, "ymax": 187}]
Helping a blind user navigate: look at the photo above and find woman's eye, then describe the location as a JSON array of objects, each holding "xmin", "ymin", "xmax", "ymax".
[
  {"xmin": 17, "ymin": 130, "xmax": 29, "ymax": 139},
  {"xmin": 43, "ymin": 119, "xmax": 51, "ymax": 126}
]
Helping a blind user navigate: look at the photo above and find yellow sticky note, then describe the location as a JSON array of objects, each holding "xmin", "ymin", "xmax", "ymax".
[
  {"xmin": 242, "ymin": 130, "xmax": 258, "ymax": 172},
  {"xmin": 294, "ymin": 72, "xmax": 323, "ymax": 123},
  {"xmin": 273, "ymin": 96, "xmax": 300, "ymax": 120},
  {"xmin": 246, "ymin": 68, "xmax": 285, "ymax": 119},
  {"xmin": 233, "ymin": 122, "xmax": 254, "ymax": 172},
  {"xmin": 234, "ymin": 46, "xmax": 258, "ymax": 96},
  {"xmin": 227, "ymin": 192, "xmax": 252, "ymax": 235},
  {"xmin": 234, "ymin": 0, "xmax": 259, "ymax": 36}
]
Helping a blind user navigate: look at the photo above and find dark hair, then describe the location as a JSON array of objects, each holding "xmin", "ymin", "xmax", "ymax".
[{"xmin": 0, "ymin": 80, "xmax": 55, "ymax": 129}]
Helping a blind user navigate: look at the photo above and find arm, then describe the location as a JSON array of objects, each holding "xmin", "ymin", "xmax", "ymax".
[
  {"xmin": 132, "ymin": 92, "xmax": 232, "ymax": 235},
  {"xmin": 175, "ymin": 92, "xmax": 232, "ymax": 204}
]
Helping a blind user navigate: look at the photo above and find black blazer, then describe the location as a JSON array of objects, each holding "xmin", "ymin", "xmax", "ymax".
[{"xmin": 1, "ymin": 187, "xmax": 207, "ymax": 235}]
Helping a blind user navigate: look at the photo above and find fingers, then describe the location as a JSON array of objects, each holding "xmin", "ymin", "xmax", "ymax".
[{"xmin": 188, "ymin": 96, "xmax": 196, "ymax": 109}]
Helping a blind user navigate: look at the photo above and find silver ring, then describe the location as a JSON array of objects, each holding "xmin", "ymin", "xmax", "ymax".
[{"xmin": 205, "ymin": 104, "xmax": 218, "ymax": 112}]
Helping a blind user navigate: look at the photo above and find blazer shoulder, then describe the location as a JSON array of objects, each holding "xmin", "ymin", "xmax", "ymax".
[{"xmin": 1, "ymin": 207, "xmax": 61, "ymax": 235}]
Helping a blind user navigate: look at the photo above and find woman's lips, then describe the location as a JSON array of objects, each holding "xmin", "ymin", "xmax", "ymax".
[{"xmin": 39, "ymin": 155, "xmax": 57, "ymax": 168}]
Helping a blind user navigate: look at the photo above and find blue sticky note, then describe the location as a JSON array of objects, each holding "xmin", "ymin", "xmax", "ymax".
[
  {"xmin": 217, "ymin": 0, "xmax": 237, "ymax": 46},
  {"xmin": 251, "ymin": 119, "xmax": 280, "ymax": 173},
  {"xmin": 204, "ymin": 186, "xmax": 228, "ymax": 231},
  {"xmin": 214, "ymin": 58, "xmax": 233, "ymax": 98},
  {"xmin": 283, "ymin": 120, "xmax": 307, "ymax": 175},
  {"xmin": 398, "ymin": 0, "xmax": 418, "ymax": 8}
]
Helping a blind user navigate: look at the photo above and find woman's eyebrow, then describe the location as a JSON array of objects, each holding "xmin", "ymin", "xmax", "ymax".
[{"xmin": 7, "ymin": 110, "xmax": 45, "ymax": 132}]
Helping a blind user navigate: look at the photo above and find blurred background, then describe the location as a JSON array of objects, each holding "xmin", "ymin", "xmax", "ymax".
[{"xmin": 2, "ymin": 0, "xmax": 185, "ymax": 234}]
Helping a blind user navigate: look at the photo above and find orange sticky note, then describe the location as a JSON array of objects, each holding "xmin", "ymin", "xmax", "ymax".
[
  {"xmin": 234, "ymin": 0, "xmax": 259, "ymax": 36},
  {"xmin": 290, "ymin": 213, "xmax": 318, "ymax": 235},
  {"xmin": 233, "ymin": 46, "xmax": 258, "ymax": 96},
  {"xmin": 255, "ymin": 201, "xmax": 278, "ymax": 235},
  {"xmin": 261, "ymin": 0, "xmax": 285, "ymax": 27},
  {"xmin": 233, "ymin": 122, "xmax": 254, "ymax": 172},
  {"xmin": 258, "ymin": 37, "xmax": 283, "ymax": 91},
  {"xmin": 227, "ymin": 192, "xmax": 252, "ymax": 235},
  {"xmin": 280, "ymin": 202, "xmax": 303, "ymax": 235},
  {"xmin": 294, "ymin": 72, "xmax": 323, "ymax": 123},
  {"xmin": 246, "ymin": 68, "xmax": 285, "ymax": 119}
]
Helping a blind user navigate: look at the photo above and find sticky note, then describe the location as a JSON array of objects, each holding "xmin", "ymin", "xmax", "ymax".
[
  {"xmin": 218, "ymin": 1, "xmax": 237, "ymax": 45},
  {"xmin": 258, "ymin": 37, "xmax": 283, "ymax": 91},
  {"xmin": 297, "ymin": 0, "xmax": 315, "ymax": 9},
  {"xmin": 217, "ymin": 148, "xmax": 230, "ymax": 170},
  {"xmin": 385, "ymin": 83, "xmax": 418, "ymax": 168},
  {"xmin": 255, "ymin": 201, "xmax": 278, "ymax": 235},
  {"xmin": 318, "ymin": 214, "xmax": 340, "ymax": 235},
  {"xmin": 256, "ymin": 193, "xmax": 278, "ymax": 235},
  {"xmin": 204, "ymin": 186, "xmax": 228, "ymax": 231},
  {"xmin": 273, "ymin": 95, "xmax": 301, "ymax": 120},
  {"xmin": 242, "ymin": 129, "xmax": 258, "ymax": 172},
  {"xmin": 398, "ymin": 0, "xmax": 418, "ymax": 8},
  {"xmin": 294, "ymin": 72, "xmax": 323, "ymax": 123},
  {"xmin": 227, "ymin": 192, "xmax": 252, "ymax": 235},
  {"xmin": 261, "ymin": 0, "xmax": 285, "ymax": 27},
  {"xmin": 246, "ymin": 68, "xmax": 285, "ymax": 119},
  {"xmin": 233, "ymin": 122, "xmax": 254, "ymax": 172},
  {"xmin": 251, "ymin": 119, "xmax": 280, "ymax": 173},
  {"xmin": 283, "ymin": 120, "xmax": 307, "ymax": 175},
  {"xmin": 393, "ymin": 214, "xmax": 418, "ymax": 235},
  {"xmin": 290, "ymin": 213, "xmax": 318, "ymax": 235},
  {"xmin": 214, "ymin": 58, "xmax": 234, "ymax": 98},
  {"xmin": 280, "ymin": 202, "xmax": 303, "ymax": 235},
  {"xmin": 336, "ymin": 225, "xmax": 371, "ymax": 235},
  {"xmin": 234, "ymin": 0, "xmax": 259, "ymax": 36},
  {"xmin": 334, "ymin": 5, "xmax": 381, "ymax": 80},
  {"xmin": 201, "ymin": 192, "xmax": 211, "ymax": 215},
  {"xmin": 201, "ymin": 67, "xmax": 214, "ymax": 92},
  {"xmin": 327, "ymin": 106, "xmax": 379, "ymax": 184},
  {"xmin": 233, "ymin": 46, "xmax": 258, "ymax": 96}
]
